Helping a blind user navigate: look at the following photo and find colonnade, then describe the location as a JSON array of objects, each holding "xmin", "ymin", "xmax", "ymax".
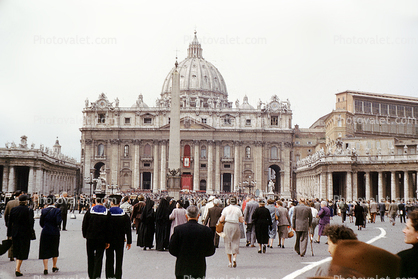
[
  {"xmin": 297, "ymin": 169, "xmax": 418, "ymax": 202},
  {"xmin": 1, "ymin": 165, "xmax": 77, "ymax": 195}
]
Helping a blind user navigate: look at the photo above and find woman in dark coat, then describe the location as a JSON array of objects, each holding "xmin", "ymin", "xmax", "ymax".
[
  {"xmin": 354, "ymin": 201, "xmax": 365, "ymax": 230},
  {"xmin": 7, "ymin": 195, "xmax": 34, "ymax": 277},
  {"xmin": 155, "ymin": 197, "xmax": 171, "ymax": 251},
  {"xmin": 39, "ymin": 195, "xmax": 62, "ymax": 275},
  {"xmin": 138, "ymin": 197, "xmax": 155, "ymax": 250},
  {"xmin": 251, "ymin": 200, "xmax": 272, "ymax": 254}
]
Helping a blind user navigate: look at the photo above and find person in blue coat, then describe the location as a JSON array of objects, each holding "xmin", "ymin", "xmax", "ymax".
[{"xmin": 39, "ymin": 195, "xmax": 62, "ymax": 275}]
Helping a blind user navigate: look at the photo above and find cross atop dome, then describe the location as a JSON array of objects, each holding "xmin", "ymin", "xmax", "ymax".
[{"xmin": 188, "ymin": 31, "xmax": 203, "ymax": 58}]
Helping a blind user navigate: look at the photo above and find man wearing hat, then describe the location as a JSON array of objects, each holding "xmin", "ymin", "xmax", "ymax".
[
  {"xmin": 4, "ymin": 190, "xmax": 23, "ymax": 261},
  {"xmin": 82, "ymin": 193, "xmax": 110, "ymax": 279},
  {"xmin": 105, "ymin": 194, "xmax": 132, "ymax": 279},
  {"xmin": 204, "ymin": 199, "xmax": 223, "ymax": 248},
  {"xmin": 202, "ymin": 196, "xmax": 216, "ymax": 223}
]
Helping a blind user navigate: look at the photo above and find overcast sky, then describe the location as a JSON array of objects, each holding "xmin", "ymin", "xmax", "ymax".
[{"xmin": 1, "ymin": 0, "xmax": 417, "ymax": 161}]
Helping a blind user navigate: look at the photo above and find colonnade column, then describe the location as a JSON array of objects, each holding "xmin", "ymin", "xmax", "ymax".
[
  {"xmin": 327, "ymin": 172, "xmax": 333, "ymax": 201},
  {"xmin": 153, "ymin": 140, "xmax": 159, "ymax": 193},
  {"xmin": 2, "ymin": 166, "xmax": 9, "ymax": 192},
  {"xmin": 133, "ymin": 140, "xmax": 140, "ymax": 189},
  {"xmin": 378, "ymin": 171, "xmax": 383, "ymax": 202},
  {"xmin": 28, "ymin": 167, "xmax": 34, "ymax": 193},
  {"xmin": 35, "ymin": 168, "xmax": 43, "ymax": 194},
  {"xmin": 8, "ymin": 166, "xmax": 15, "ymax": 192},
  {"xmin": 207, "ymin": 141, "xmax": 213, "ymax": 194},
  {"xmin": 215, "ymin": 141, "xmax": 220, "ymax": 193},
  {"xmin": 233, "ymin": 142, "xmax": 240, "ymax": 192},
  {"xmin": 352, "ymin": 172, "xmax": 358, "ymax": 200},
  {"xmin": 346, "ymin": 171, "xmax": 352, "ymax": 201},
  {"xmin": 365, "ymin": 171, "xmax": 371, "ymax": 200},
  {"xmin": 160, "ymin": 140, "xmax": 167, "ymax": 191},
  {"xmin": 404, "ymin": 171, "xmax": 410, "ymax": 201},
  {"xmin": 391, "ymin": 171, "xmax": 396, "ymax": 200},
  {"xmin": 193, "ymin": 141, "xmax": 200, "ymax": 192}
]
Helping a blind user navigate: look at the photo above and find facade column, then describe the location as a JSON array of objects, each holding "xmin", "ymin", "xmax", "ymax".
[
  {"xmin": 215, "ymin": 141, "xmax": 221, "ymax": 193},
  {"xmin": 320, "ymin": 172, "xmax": 326, "ymax": 199},
  {"xmin": 404, "ymin": 171, "xmax": 410, "ymax": 201},
  {"xmin": 233, "ymin": 142, "xmax": 240, "ymax": 192},
  {"xmin": 133, "ymin": 140, "xmax": 140, "ymax": 189},
  {"xmin": 2, "ymin": 165, "xmax": 9, "ymax": 192},
  {"xmin": 378, "ymin": 171, "xmax": 383, "ymax": 202},
  {"xmin": 160, "ymin": 140, "xmax": 167, "ymax": 191},
  {"xmin": 391, "ymin": 171, "xmax": 396, "ymax": 200},
  {"xmin": 346, "ymin": 171, "xmax": 352, "ymax": 202},
  {"xmin": 8, "ymin": 166, "xmax": 15, "ymax": 192},
  {"xmin": 153, "ymin": 140, "xmax": 159, "ymax": 193},
  {"xmin": 365, "ymin": 171, "xmax": 371, "ymax": 200},
  {"xmin": 254, "ymin": 142, "xmax": 263, "ymax": 193},
  {"xmin": 327, "ymin": 172, "xmax": 333, "ymax": 201},
  {"xmin": 207, "ymin": 141, "xmax": 213, "ymax": 194},
  {"xmin": 28, "ymin": 167, "xmax": 34, "ymax": 194},
  {"xmin": 193, "ymin": 141, "xmax": 200, "ymax": 192}
]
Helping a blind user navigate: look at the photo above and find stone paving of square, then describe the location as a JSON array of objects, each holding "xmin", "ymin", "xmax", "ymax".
[{"xmin": 0, "ymin": 214, "xmax": 409, "ymax": 279}]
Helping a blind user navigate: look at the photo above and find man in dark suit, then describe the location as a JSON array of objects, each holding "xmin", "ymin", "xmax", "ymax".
[
  {"xmin": 4, "ymin": 190, "xmax": 23, "ymax": 261},
  {"xmin": 56, "ymin": 192, "xmax": 69, "ymax": 231},
  {"xmin": 169, "ymin": 205, "xmax": 216, "ymax": 279},
  {"xmin": 82, "ymin": 193, "xmax": 110, "ymax": 279},
  {"xmin": 378, "ymin": 199, "xmax": 386, "ymax": 222},
  {"xmin": 204, "ymin": 199, "xmax": 223, "ymax": 248},
  {"xmin": 105, "ymin": 194, "xmax": 132, "ymax": 279},
  {"xmin": 243, "ymin": 196, "xmax": 258, "ymax": 247},
  {"xmin": 292, "ymin": 198, "xmax": 312, "ymax": 257}
]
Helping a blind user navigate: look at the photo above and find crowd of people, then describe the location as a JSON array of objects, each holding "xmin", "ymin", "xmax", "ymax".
[{"xmin": 1, "ymin": 189, "xmax": 418, "ymax": 278}]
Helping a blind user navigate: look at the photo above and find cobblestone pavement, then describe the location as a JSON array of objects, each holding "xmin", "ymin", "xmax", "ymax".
[{"xmin": 0, "ymin": 213, "xmax": 410, "ymax": 279}]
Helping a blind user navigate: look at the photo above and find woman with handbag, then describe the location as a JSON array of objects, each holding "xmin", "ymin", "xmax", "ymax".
[
  {"xmin": 7, "ymin": 195, "xmax": 35, "ymax": 277},
  {"xmin": 218, "ymin": 196, "xmax": 244, "ymax": 268},
  {"xmin": 39, "ymin": 195, "xmax": 62, "ymax": 275},
  {"xmin": 276, "ymin": 200, "xmax": 291, "ymax": 248}
]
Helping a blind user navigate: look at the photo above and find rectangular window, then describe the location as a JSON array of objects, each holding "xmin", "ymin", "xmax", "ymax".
[
  {"xmin": 224, "ymin": 117, "xmax": 231, "ymax": 125},
  {"xmin": 354, "ymin": 100, "xmax": 363, "ymax": 113},
  {"xmin": 364, "ymin": 101, "xmax": 371, "ymax": 114},
  {"xmin": 124, "ymin": 118, "xmax": 131, "ymax": 124},
  {"xmin": 381, "ymin": 103, "xmax": 388, "ymax": 116},
  {"xmin": 295, "ymin": 141, "xmax": 300, "ymax": 145},
  {"xmin": 406, "ymin": 106, "xmax": 412, "ymax": 117},
  {"xmin": 389, "ymin": 104, "xmax": 397, "ymax": 116},
  {"xmin": 271, "ymin": 116, "xmax": 278, "ymax": 126},
  {"xmin": 414, "ymin": 107, "xmax": 418, "ymax": 118},
  {"xmin": 372, "ymin": 103, "xmax": 380, "ymax": 115},
  {"xmin": 307, "ymin": 141, "xmax": 313, "ymax": 145},
  {"xmin": 200, "ymin": 164, "xmax": 206, "ymax": 168},
  {"xmin": 246, "ymin": 119, "xmax": 251, "ymax": 126},
  {"xmin": 144, "ymin": 163, "xmax": 150, "ymax": 167},
  {"xmin": 144, "ymin": 118, "xmax": 152, "ymax": 124},
  {"xmin": 98, "ymin": 114, "xmax": 106, "ymax": 123},
  {"xmin": 224, "ymin": 164, "xmax": 230, "ymax": 168},
  {"xmin": 398, "ymin": 105, "xmax": 405, "ymax": 117},
  {"xmin": 201, "ymin": 118, "xmax": 207, "ymax": 124}
]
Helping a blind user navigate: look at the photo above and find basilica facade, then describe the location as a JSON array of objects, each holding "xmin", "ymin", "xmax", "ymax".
[{"xmin": 80, "ymin": 33, "xmax": 294, "ymax": 197}]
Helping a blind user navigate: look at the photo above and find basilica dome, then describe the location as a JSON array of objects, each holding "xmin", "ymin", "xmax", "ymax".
[{"xmin": 161, "ymin": 32, "xmax": 228, "ymax": 104}]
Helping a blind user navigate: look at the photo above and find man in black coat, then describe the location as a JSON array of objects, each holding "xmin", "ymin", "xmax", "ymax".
[
  {"xmin": 82, "ymin": 193, "xmax": 110, "ymax": 279},
  {"xmin": 105, "ymin": 195, "xmax": 132, "ymax": 279},
  {"xmin": 169, "ymin": 205, "xmax": 216, "ymax": 279},
  {"xmin": 56, "ymin": 192, "xmax": 69, "ymax": 231}
]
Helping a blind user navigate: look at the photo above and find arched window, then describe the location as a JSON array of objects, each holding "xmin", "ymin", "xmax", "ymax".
[
  {"xmin": 245, "ymin": 146, "xmax": 251, "ymax": 159},
  {"xmin": 200, "ymin": 146, "xmax": 207, "ymax": 159},
  {"xmin": 224, "ymin": 145, "xmax": 231, "ymax": 158},
  {"xmin": 184, "ymin": 144, "xmax": 191, "ymax": 156},
  {"xmin": 97, "ymin": 144, "xmax": 104, "ymax": 156},
  {"xmin": 124, "ymin": 145, "xmax": 129, "ymax": 157},
  {"xmin": 144, "ymin": 144, "xmax": 151, "ymax": 156},
  {"xmin": 270, "ymin": 146, "xmax": 278, "ymax": 159}
]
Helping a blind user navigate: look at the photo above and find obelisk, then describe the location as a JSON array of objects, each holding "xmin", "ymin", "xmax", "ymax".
[{"xmin": 167, "ymin": 60, "xmax": 181, "ymax": 200}]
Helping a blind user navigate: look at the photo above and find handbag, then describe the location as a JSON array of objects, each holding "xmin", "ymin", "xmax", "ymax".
[
  {"xmin": 288, "ymin": 227, "xmax": 294, "ymax": 238},
  {"xmin": 216, "ymin": 221, "xmax": 225, "ymax": 233},
  {"xmin": 31, "ymin": 229, "xmax": 36, "ymax": 240}
]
